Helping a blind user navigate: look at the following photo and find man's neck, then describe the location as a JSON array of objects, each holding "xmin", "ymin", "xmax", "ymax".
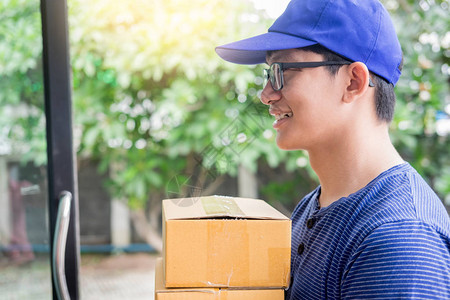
[{"xmin": 308, "ymin": 127, "xmax": 404, "ymax": 208}]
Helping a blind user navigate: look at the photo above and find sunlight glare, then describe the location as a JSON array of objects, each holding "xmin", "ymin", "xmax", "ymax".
[{"xmin": 251, "ymin": 0, "xmax": 290, "ymax": 19}]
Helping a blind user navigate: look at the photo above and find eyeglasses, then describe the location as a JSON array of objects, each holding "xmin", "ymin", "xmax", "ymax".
[{"xmin": 263, "ymin": 61, "xmax": 375, "ymax": 91}]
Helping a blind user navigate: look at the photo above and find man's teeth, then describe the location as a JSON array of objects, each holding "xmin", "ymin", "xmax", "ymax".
[{"xmin": 275, "ymin": 112, "xmax": 293, "ymax": 121}]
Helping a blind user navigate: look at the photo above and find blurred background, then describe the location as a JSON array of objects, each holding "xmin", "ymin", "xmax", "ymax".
[{"xmin": 0, "ymin": 0, "xmax": 448, "ymax": 298}]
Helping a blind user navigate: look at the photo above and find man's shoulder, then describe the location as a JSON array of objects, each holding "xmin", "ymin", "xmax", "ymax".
[
  {"xmin": 345, "ymin": 163, "xmax": 450, "ymax": 243},
  {"xmin": 291, "ymin": 163, "xmax": 449, "ymax": 235},
  {"xmin": 367, "ymin": 163, "xmax": 448, "ymax": 230}
]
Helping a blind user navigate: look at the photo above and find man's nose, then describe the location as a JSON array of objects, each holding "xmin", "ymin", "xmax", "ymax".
[{"xmin": 260, "ymin": 82, "xmax": 281, "ymax": 105}]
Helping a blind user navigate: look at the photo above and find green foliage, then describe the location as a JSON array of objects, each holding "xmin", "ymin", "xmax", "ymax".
[
  {"xmin": 0, "ymin": 0, "xmax": 448, "ymax": 210},
  {"xmin": 67, "ymin": 0, "xmax": 284, "ymax": 208},
  {"xmin": 0, "ymin": 0, "xmax": 46, "ymax": 164},
  {"xmin": 383, "ymin": 0, "xmax": 450, "ymax": 204}
]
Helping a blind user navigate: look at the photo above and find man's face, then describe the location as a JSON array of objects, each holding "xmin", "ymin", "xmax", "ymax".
[{"xmin": 261, "ymin": 48, "xmax": 348, "ymax": 151}]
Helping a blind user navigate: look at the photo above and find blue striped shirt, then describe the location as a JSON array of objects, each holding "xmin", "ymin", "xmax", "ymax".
[{"xmin": 286, "ymin": 163, "xmax": 450, "ymax": 299}]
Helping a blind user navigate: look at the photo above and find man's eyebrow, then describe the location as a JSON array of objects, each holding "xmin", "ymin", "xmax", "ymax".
[
  {"xmin": 265, "ymin": 51, "xmax": 275, "ymax": 64},
  {"xmin": 266, "ymin": 51, "xmax": 281, "ymax": 65}
]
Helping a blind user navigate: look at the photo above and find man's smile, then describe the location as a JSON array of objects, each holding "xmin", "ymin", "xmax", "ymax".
[{"xmin": 269, "ymin": 107, "xmax": 293, "ymax": 127}]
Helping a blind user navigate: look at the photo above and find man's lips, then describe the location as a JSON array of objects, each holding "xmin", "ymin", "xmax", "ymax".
[
  {"xmin": 269, "ymin": 108, "xmax": 293, "ymax": 120},
  {"xmin": 269, "ymin": 108, "xmax": 293, "ymax": 128},
  {"xmin": 274, "ymin": 112, "xmax": 293, "ymax": 120}
]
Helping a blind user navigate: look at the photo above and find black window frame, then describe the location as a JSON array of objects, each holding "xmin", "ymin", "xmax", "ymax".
[{"xmin": 40, "ymin": 0, "xmax": 80, "ymax": 298}]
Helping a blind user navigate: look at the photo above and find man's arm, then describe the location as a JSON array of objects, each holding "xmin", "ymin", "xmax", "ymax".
[{"xmin": 341, "ymin": 220, "xmax": 450, "ymax": 299}]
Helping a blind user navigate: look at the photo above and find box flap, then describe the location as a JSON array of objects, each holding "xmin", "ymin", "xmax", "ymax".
[{"xmin": 163, "ymin": 196, "xmax": 289, "ymax": 220}]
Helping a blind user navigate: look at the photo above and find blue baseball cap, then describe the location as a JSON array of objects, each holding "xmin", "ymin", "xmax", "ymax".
[{"xmin": 216, "ymin": 0, "xmax": 403, "ymax": 85}]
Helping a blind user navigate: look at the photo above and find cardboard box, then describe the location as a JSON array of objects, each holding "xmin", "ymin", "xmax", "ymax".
[
  {"xmin": 162, "ymin": 196, "xmax": 291, "ymax": 288},
  {"xmin": 155, "ymin": 257, "xmax": 285, "ymax": 300}
]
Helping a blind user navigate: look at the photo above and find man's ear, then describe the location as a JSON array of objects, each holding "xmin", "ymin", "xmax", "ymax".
[{"xmin": 342, "ymin": 62, "xmax": 371, "ymax": 103}]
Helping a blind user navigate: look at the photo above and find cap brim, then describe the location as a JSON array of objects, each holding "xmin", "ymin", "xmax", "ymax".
[{"xmin": 215, "ymin": 31, "xmax": 317, "ymax": 65}]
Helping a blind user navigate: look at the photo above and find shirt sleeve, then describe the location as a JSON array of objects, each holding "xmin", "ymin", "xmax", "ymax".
[{"xmin": 341, "ymin": 220, "xmax": 450, "ymax": 299}]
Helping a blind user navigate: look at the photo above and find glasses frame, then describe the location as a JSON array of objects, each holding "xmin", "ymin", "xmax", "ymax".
[{"xmin": 264, "ymin": 61, "xmax": 375, "ymax": 91}]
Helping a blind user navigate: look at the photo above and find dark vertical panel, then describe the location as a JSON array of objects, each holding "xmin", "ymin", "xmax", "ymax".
[{"xmin": 40, "ymin": 0, "xmax": 80, "ymax": 298}]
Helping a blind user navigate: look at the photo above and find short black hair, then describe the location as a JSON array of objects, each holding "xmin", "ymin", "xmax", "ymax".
[{"xmin": 268, "ymin": 45, "xmax": 402, "ymax": 123}]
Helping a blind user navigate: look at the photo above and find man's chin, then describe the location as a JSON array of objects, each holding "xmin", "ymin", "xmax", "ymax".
[{"xmin": 276, "ymin": 138, "xmax": 303, "ymax": 151}]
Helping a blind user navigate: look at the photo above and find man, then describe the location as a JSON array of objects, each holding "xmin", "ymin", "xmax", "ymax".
[{"xmin": 216, "ymin": 0, "xmax": 450, "ymax": 299}]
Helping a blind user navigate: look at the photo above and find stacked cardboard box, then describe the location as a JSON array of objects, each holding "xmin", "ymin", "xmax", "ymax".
[{"xmin": 155, "ymin": 195, "xmax": 291, "ymax": 300}]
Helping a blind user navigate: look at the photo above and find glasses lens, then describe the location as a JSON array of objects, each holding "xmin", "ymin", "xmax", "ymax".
[
  {"xmin": 271, "ymin": 63, "xmax": 282, "ymax": 91},
  {"xmin": 263, "ymin": 69, "xmax": 270, "ymax": 89}
]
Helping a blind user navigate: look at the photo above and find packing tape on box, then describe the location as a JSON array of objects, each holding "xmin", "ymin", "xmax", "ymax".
[
  {"xmin": 201, "ymin": 196, "xmax": 245, "ymax": 216},
  {"xmin": 203, "ymin": 196, "xmax": 249, "ymax": 287},
  {"xmin": 206, "ymin": 219, "xmax": 250, "ymax": 287}
]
